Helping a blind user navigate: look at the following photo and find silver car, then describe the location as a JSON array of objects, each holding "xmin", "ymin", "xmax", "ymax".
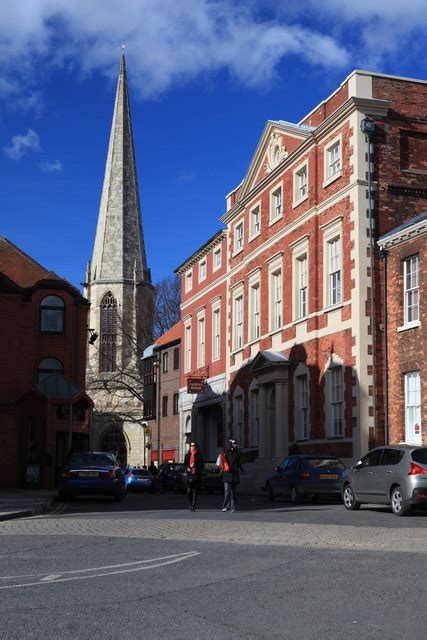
[{"xmin": 342, "ymin": 445, "xmax": 427, "ymax": 516}]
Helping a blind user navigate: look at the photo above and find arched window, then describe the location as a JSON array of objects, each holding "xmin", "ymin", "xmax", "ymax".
[
  {"xmin": 40, "ymin": 295, "xmax": 65, "ymax": 333},
  {"xmin": 100, "ymin": 292, "xmax": 118, "ymax": 372},
  {"xmin": 37, "ymin": 357, "xmax": 64, "ymax": 382},
  {"xmin": 99, "ymin": 425, "xmax": 127, "ymax": 464}
]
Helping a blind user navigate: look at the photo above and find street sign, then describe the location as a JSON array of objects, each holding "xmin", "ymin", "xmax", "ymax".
[{"xmin": 187, "ymin": 377, "xmax": 205, "ymax": 394}]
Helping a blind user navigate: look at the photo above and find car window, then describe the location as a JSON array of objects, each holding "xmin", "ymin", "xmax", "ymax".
[
  {"xmin": 279, "ymin": 458, "xmax": 290, "ymax": 470},
  {"xmin": 306, "ymin": 458, "xmax": 345, "ymax": 469},
  {"xmin": 131, "ymin": 469, "xmax": 151, "ymax": 476},
  {"xmin": 381, "ymin": 449, "xmax": 404, "ymax": 466},
  {"xmin": 286, "ymin": 458, "xmax": 299, "ymax": 470},
  {"xmin": 362, "ymin": 449, "xmax": 383, "ymax": 467},
  {"xmin": 411, "ymin": 449, "xmax": 427, "ymax": 465},
  {"xmin": 69, "ymin": 453, "xmax": 113, "ymax": 466}
]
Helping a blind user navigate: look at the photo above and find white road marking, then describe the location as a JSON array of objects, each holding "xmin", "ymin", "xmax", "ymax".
[{"xmin": 0, "ymin": 551, "xmax": 200, "ymax": 591}]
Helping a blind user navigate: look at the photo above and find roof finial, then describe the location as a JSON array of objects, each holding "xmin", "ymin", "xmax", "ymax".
[{"xmin": 121, "ymin": 44, "xmax": 126, "ymax": 54}]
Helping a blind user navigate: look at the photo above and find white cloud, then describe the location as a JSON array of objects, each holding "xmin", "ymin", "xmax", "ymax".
[
  {"xmin": 0, "ymin": 0, "xmax": 424, "ymax": 108},
  {"xmin": 39, "ymin": 159, "xmax": 62, "ymax": 173},
  {"xmin": 3, "ymin": 129, "xmax": 40, "ymax": 160},
  {"xmin": 0, "ymin": 0, "xmax": 350, "ymax": 105}
]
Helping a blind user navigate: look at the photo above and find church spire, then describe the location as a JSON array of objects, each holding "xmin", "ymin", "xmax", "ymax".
[{"xmin": 91, "ymin": 54, "xmax": 150, "ymax": 284}]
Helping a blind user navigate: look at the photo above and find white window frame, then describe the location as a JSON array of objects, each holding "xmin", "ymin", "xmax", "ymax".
[
  {"xmin": 326, "ymin": 360, "xmax": 344, "ymax": 438},
  {"xmin": 184, "ymin": 321, "xmax": 192, "ymax": 373},
  {"xmin": 323, "ymin": 134, "xmax": 342, "ymax": 188},
  {"xmin": 232, "ymin": 286, "xmax": 244, "ymax": 352},
  {"xmin": 213, "ymin": 247, "xmax": 222, "ymax": 271},
  {"xmin": 197, "ymin": 312, "xmax": 205, "ymax": 368},
  {"xmin": 269, "ymin": 182, "xmax": 283, "ymax": 225},
  {"xmin": 404, "ymin": 371, "xmax": 422, "ymax": 444},
  {"xmin": 198, "ymin": 259, "xmax": 207, "ymax": 283},
  {"xmin": 293, "ymin": 161, "xmax": 308, "ymax": 207},
  {"xmin": 297, "ymin": 374, "xmax": 309, "ymax": 441},
  {"xmin": 322, "ymin": 218, "xmax": 343, "ymax": 310},
  {"xmin": 291, "ymin": 236, "xmax": 309, "ymax": 321},
  {"xmin": 250, "ymin": 385, "xmax": 260, "ymax": 447},
  {"xmin": 268, "ymin": 256, "xmax": 283, "ymax": 333},
  {"xmin": 249, "ymin": 201, "xmax": 261, "ymax": 240},
  {"xmin": 212, "ymin": 301, "xmax": 221, "ymax": 361},
  {"xmin": 249, "ymin": 273, "xmax": 261, "ymax": 342},
  {"xmin": 185, "ymin": 269, "xmax": 193, "ymax": 293},
  {"xmin": 234, "ymin": 391, "xmax": 243, "ymax": 446},
  {"xmin": 234, "ymin": 220, "xmax": 244, "ymax": 254},
  {"xmin": 403, "ymin": 255, "xmax": 420, "ymax": 326}
]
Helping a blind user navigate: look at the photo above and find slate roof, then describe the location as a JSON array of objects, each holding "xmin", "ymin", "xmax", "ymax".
[
  {"xmin": 378, "ymin": 211, "xmax": 427, "ymax": 241},
  {"xmin": 34, "ymin": 371, "xmax": 82, "ymax": 401}
]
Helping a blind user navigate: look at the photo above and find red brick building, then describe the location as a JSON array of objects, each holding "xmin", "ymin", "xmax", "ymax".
[
  {"xmin": 378, "ymin": 212, "xmax": 426, "ymax": 446},
  {"xmin": 153, "ymin": 322, "xmax": 181, "ymax": 463},
  {"xmin": 0, "ymin": 238, "xmax": 92, "ymax": 488},
  {"xmin": 176, "ymin": 70, "xmax": 427, "ymax": 489}
]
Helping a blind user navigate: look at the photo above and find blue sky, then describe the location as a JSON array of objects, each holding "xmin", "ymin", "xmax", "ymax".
[{"xmin": 1, "ymin": 0, "xmax": 426, "ymax": 287}]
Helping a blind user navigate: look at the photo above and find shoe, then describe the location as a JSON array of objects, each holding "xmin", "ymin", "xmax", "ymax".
[{"xmin": 222, "ymin": 508, "xmax": 229, "ymax": 512}]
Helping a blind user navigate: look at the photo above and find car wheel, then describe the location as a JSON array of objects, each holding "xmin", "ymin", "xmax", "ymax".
[
  {"xmin": 290, "ymin": 486, "xmax": 301, "ymax": 504},
  {"xmin": 267, "ymin": 482, "xmax": 275, "ymax": 502},
  {"xmin": 391, "ymin": 486, "xmax": 411, "ymax": 517},
  {"xmin": 343, "ymin": 484, "xmax": 361, "ymax": 510}
]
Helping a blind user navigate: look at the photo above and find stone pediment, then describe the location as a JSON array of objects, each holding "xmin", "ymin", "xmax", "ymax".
[
  {"xmin": 238, "ymin": 120, "xmax": 312, "ymax": 200},
  {"xmin": 250, "ymin": 351, "xmax": 290, "ymax": 386}
]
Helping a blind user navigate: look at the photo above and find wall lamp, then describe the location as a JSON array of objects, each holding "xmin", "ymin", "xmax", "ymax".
[{"xmin": 88, "ymin": 328, "xmax": 98, "ymax": 345}]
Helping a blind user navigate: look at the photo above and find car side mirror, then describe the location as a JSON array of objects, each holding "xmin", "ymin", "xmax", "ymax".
[
  {"xmin": 354, "ymin": 461, "xmax": 362, "ymax": 470},
  {"xmin": 273, "ymin": 466, "xmax": 279, "ymax": 472}
]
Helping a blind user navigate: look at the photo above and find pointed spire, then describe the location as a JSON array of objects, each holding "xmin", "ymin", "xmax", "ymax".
[{"xmin": 91, "ymin": 53, "xmax": 150, "ymax": 284}]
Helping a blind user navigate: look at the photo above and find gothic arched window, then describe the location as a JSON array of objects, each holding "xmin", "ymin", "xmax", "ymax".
[{"xmin": 100, "ymin": 292, "xmax": 117, "ymax": 373}]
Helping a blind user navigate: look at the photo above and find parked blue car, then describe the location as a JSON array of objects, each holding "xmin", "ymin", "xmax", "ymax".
[
  {"xmin": 58, "ymin": 452, "xmax": 125, "ymax": 502},
  {"xmin": 265, "ymin": 455, "xmax": 346, "ymax": 503},
  {"xmin": 124, "ymin": 468, "xmax": 158, "ymax": 493}
]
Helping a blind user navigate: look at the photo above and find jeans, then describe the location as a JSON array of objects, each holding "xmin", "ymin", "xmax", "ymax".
[
  {"xmin": 222, "ymin": 482, "xmax": 237, "ymax": 511},
  {"xmin": 187, "ymin": 486, "xmax": 198, "ymax": 509}
]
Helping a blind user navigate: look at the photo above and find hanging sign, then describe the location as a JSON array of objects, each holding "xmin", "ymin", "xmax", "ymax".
[{"xmin": 187, "ymin": 377, "xmax": 205, "ymax": 394}]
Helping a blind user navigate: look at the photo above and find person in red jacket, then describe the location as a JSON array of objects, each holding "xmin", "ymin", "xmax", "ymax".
[
  {"xmin": 219, "ymin": 439, "xmax": 244, "ymax": 512},
  {"xmin": 183, "ymin": 442, "xmax": 204, "ymax": 512}
]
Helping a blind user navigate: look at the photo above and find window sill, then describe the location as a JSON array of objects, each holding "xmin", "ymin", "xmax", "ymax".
[
  {"xmin": 327, "ymin": 436, "xmax": 344, "ymax": 440},
  {"xmin": 232, "ymin": 247, "xmax": 244, "ymax": 258},
  {"xmin": 249, "ymin": 231, "xmax": 261, "ymax": 242},
  {"xmin": 269, "ymin": 214, "xmax": 283, "ymax": 228},
  {"xmin": 231, "ymin": 346, "xmax": 244, "ymax": 356},
  {"xmin": 322, "ymin": 171, "xmax": 342, "ymax": 189},
  {"xmin": 248, "ymin": 336, "xmax": 261, "ymax": 347},
  {"xmin": 324, "ymin": 302, "xmax": 343, "ymax": 313},
  {"xmin": 292, "ymin": 194, "xmax": 308, "ymax": 210},
  {"xmin": 268, "ymin": 327, "xmax": 282, "ymax": 337},
  {"xmin": 397, "ymin": 321, "xmax": 420, "ymax": 333},
  {"xmin": 292, "ymin": 315, "xmax": 308, "ymax": 326}
]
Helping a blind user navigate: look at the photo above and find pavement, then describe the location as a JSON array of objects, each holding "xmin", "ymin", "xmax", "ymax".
[{"xmin": 0, "ymin": 489, "xmax": 56, "ymax": 521}]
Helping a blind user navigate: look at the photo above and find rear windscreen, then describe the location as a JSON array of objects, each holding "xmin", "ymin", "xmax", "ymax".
[
  {"xmin": 70, "ymin": 454, "xmax": 113, "ymax": 466},
  {"xmin": 131, "ymin": 470, "xmax": 151, "ymax": 477},
  {"xmin": 306, "ymin": 458, "xmax": 345, "ymax": 469},
  {"xmin": 411, "ymin": 449, "xmax": 427, "ymax": 465}
]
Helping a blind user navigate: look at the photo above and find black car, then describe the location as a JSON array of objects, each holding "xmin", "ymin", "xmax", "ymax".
[{"xmin": 158, "ymin": 463, "xmax": 186, "ymax": 492}]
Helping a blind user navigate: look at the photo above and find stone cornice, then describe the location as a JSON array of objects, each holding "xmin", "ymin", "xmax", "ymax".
[
  {"xmin": 175, "ymin": 230, "xmax": 227, "ymax": 274},
  {"xmin": 378, "ymin": 219, "xmax": 427, "ymax": 249},
  {"xmin": 221, "ymin": 96, "xmax": 390, "ymax": 225}
]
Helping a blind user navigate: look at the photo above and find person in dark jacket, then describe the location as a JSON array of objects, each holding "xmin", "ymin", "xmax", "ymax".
[
  {"xmin": 183, "ymin": 442, "xmax": 204, "ymax": 511},
  {"xmin": 220, "ymin": 439, "xmax": 244, "ymax": 512}
]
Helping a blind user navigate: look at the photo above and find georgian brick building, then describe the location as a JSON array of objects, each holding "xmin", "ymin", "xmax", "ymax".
[
  {"xmin": 378, "ymin": 212, "xmax": 426, "ymax": 447},
  {"xmin": 176, "ymin": 70, "xmax": 427, "ymax": 488},
  {"xmin": 0, "ymin": 238, "xmax": 92, "ymax": 488}
]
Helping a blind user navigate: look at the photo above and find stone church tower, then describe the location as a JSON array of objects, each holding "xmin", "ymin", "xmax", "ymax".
[{"xmin": 84, "ymin": 54, "xmax": 153, "ymax": 464}]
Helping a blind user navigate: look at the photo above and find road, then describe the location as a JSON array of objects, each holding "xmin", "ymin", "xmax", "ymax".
[{"xmin": 0, "ymin": 492, "xmax": 426, "ymax": 640}]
